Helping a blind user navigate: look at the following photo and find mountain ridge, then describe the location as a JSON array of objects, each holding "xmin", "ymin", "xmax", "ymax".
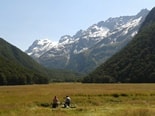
[
  {"xmin": 26, "ymin": 9, "xmax": 149, "ymax": 73},
  {"xmin": 82, "ymin": 7, "xmax": 155, "ymax": 83}
]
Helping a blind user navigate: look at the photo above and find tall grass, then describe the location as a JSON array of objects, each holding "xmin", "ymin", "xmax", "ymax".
[
  {"xmin": 0, "ymin": 83, "xmax": 155, "ymax": 116},
  {"xmin": 119, "ymin": 108, "xmax": 155, "ymax": 116}
]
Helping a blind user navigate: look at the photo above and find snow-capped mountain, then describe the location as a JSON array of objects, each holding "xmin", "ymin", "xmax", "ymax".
[
  {"xmin": 26, "ymin": 39, "xmax": 57, "ymax": 58},
  {"xmin": 26, "ymin": 9, "xmax": 149, "ymax": 73}
]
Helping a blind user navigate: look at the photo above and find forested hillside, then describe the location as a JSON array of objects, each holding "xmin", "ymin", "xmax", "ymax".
[
  {"xmin": 83, "ymin": 7, "xmax": 155, "ymax": 83},
  {"xmin": 0, "ymin": 38, "xmax": 49, "ymax": 85}
]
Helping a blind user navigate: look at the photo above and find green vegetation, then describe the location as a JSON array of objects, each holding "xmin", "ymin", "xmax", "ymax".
[
  {"xmin": 0, "ymin": 83, "xmax": 155, "ymax": 116},
  {"xmin": 0, "ymin": 38, "xmax": 49, "ymax": 85},
  {"xmin": 83, "ymin": 7, "xmax": 155, "ymax": 83},
  {"xmin": 47, "ymin": 69, "xmax": 84, "ymax": 82}
]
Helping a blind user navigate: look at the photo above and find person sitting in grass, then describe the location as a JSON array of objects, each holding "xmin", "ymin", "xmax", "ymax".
[
  {"xmin": 52, "ymin": 96, "xmax": 59, "ymax": 108},
  {"xmin": 64, "ymin": 96, "xmax": 71, "ymax": 108}
]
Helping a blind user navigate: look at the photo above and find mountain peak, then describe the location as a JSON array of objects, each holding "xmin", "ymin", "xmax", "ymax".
[
  {"xmin": 135, "ymin": 8, "xmax": 149, "ymax": 19},
  {"xmin": 26, "ymin": 9, "xmax": 149, "ymax": 73},
  {"xmin": 34, "ymin": 39, "xmax": 52, "ymax": 46},
  {"xmin": 137, "ymin": 8, "xmax": 149, "ymax": 15},
  {"xmin": 59, "ymin": 35, "xmax": 73, "ymax": 43},
  {"xmin": 83, "ymin": 7, "xmax": 155, "ymax": 83},
  {"xmin": 140, "ymin": 7, "xmax": 155, "ymax": 29},
  {"xmin": 26, "ymin": 38, "xmax": 57, "ymax": 57}
]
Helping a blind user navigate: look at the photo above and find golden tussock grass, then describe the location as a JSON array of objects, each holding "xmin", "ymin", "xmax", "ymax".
[{"xmin": 0, "ymin": 83, "xmax": 155, "ymax": 116}]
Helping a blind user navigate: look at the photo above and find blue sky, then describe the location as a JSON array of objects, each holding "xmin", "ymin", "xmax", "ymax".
[{"xmin": 0, "ymin": 0, "xmax": 155, "ymax": 51}]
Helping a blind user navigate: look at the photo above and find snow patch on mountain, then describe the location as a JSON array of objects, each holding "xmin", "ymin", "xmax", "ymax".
[
  {"xmin": 73, "ymin": 47, "xmax": 88, "ymax": 54},
  {"xmin": 131, "ymin": 31, "xmax": 138, "ymax": 37},
  {"xmin": 121, "ymin": 17, "xmax": 142, "ymax": 35},
  {"xmin": 86, "ymin": 25, "xmax": 109, "ymax": 38},
  {"xmin": 26, "ymin": 39, "xmax": 58, "ymax": 58}
]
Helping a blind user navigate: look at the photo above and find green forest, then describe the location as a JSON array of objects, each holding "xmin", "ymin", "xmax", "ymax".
[{"xmin": 0, "ymin": 38, "xmax": 50, "ymax": 85}]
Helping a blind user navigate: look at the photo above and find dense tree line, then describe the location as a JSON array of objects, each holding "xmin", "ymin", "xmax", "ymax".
[{"xmin": 0, "ymin": 56, "xmax": 49, "ymax": 85}]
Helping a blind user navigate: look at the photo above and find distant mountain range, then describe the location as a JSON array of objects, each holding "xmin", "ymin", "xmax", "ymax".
[
  {"xmin": 26, "ymin": 9, "xmax": 149, "ymax": 74},
  {"xmin": 83, "ymin": 7, "xmax": 155, "ymax": 83}
]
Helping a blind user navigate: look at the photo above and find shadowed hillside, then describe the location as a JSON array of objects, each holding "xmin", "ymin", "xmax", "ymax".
[{"xmin": 0, "ymin": 38, "xmax": 49, "ymax": 85}]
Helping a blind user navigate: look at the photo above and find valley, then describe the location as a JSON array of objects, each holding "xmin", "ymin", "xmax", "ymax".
[{"xmin": 0, "ymin": 2, "xmax": 155, "ymax": 116}]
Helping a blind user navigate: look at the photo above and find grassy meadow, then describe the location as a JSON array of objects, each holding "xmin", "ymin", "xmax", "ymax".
[{"xmin": 0, "ymin": 83, "xmax": 155, "ymax": 116}]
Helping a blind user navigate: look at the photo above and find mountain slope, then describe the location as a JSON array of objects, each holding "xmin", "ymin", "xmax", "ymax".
[
  {"xmin": 83, "ymin": 7, "xmax": 155, "ymax": 83},
  {"xmin": 67, "ymin": 9, "xmax": 148, "ymax": 73},
  {"xmin": 26, "ymin": 9, "xmax": 149, "ymax": 73},
  {"xmin": 0, "ymin": 38, "xmax": 49, "ymax": 85}
]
